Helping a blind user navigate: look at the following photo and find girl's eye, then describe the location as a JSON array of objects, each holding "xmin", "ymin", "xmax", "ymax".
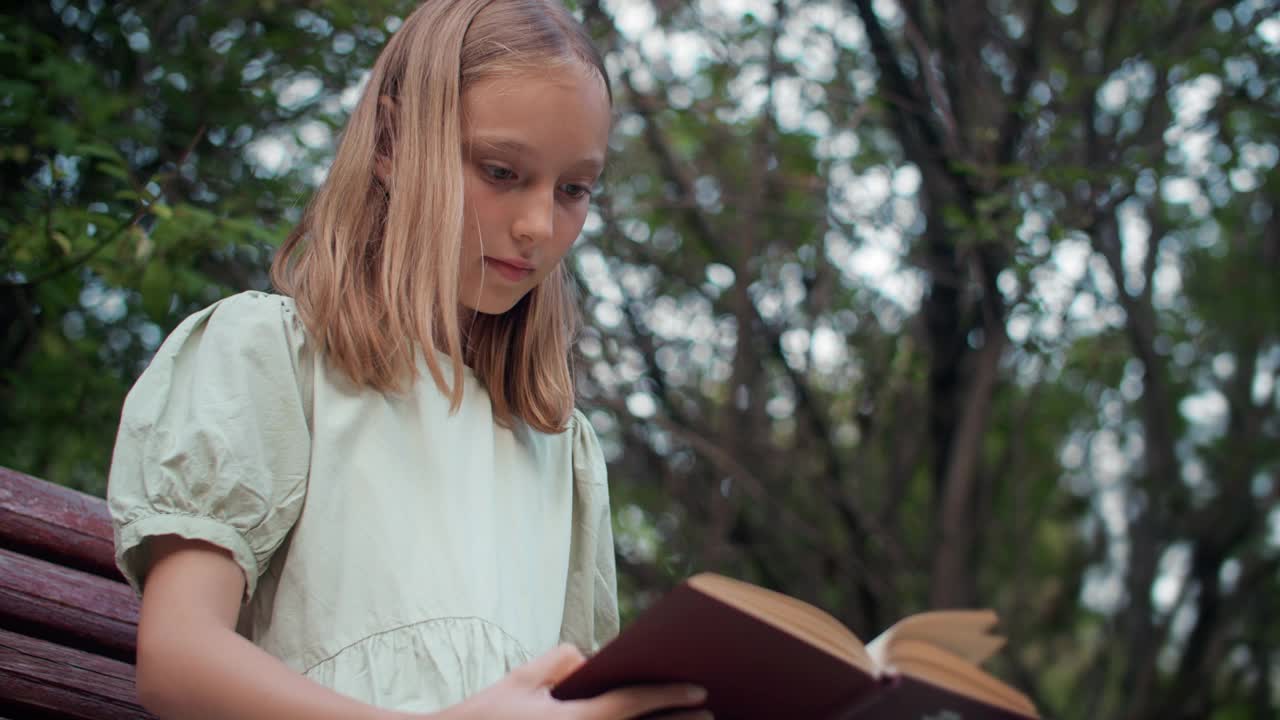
[
  {"xmin": 483, "ymin": 165, "xmax": 515, "ymax": 181},
  {"xmin": 560, "ymin": 183, "xmax": 592, "ymax": 200}
]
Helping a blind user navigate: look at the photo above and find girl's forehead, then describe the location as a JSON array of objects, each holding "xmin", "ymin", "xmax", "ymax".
[
  {"xmin": 465, "ymin": 62, "xmax": 609, "ymax": 104},
  {"xmin": 461, "ymin": 65, "xmax": 611, "ymax": 165}
]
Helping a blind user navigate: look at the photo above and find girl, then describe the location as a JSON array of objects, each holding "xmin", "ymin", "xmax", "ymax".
[{"xmin": 106, "ymin": 1, "xmax": 709, "ymax": 718}]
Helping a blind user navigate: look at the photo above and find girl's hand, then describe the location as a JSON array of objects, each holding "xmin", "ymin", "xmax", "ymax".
[{"xmin": 434, "ymin": 644, "xmax": 711, "ymax": 720}]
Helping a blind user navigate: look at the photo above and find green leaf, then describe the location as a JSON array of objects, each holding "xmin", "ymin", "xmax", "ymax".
[
  {"xmin": 74, "ymin": 142, "xmax": 125, "ymax": 164},
  {"xmin": 51, "ymin": 231, "xmax": 72, "ymax": 255},
  {"xmin": 97, "ymin": 162, "xmax": 132, "ymax": 182},
  {"xmin": 131, "ymin": 225, "xmax": 154, "ymax": 262},
  {"xmin": 140, "ymin": 260, "xmax": 172, "ymax": 318}
]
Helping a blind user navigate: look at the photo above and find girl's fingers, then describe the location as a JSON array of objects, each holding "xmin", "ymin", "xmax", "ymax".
[
  {"xmin": 577, "ymin": 683, "xmax": 708, "ymax": 720},
  {"xmin": 508, "ymin": 644, "xmax": 586, "ymax": 687}
]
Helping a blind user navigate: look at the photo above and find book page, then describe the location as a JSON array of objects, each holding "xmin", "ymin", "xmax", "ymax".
[
  {"xmin": 866, "ymin": 610, "xmax": 1006, "ymax": 667},
  {"xmin": 687, "ymin": 573, "xmax": 877, "ymax": 675},
  {"xmin": 876, "ymin": 639, "xmax": 1039, "ymax": 718}
]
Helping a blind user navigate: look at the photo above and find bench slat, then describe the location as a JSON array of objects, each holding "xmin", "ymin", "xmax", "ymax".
[
  {"xmin": 0, "ymin": 468, "xmax": 118, "ymax": 581},
  {"xmin": 0, "ymin": 548, "xmax": 138, "ymax": 661},
  {"xmin": 0, "ymin": 628, "xmax": 153, "ymax": 720}
]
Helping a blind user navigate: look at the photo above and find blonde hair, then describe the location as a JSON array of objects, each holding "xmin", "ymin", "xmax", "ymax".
[{"xmin": 272, "ymin": 0, "xmax": 611, "ymax": 434}]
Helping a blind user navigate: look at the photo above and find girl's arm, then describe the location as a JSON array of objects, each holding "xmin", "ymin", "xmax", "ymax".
[
  {"xmin": 137, "ymin": 536, "xmax": 710, "ymax": 720},
  {"xmin": 136, "ymin": 535, "xmax": 403, "ymax": 720}
]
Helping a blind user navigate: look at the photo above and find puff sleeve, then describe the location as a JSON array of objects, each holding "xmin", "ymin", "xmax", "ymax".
[
  {"xmin": 559, "ymin": 410, "xmax": 620, "ymax": 653},
  {"xmin": 107, "ymin": 291, "xmax": 313, "ymax": 601}
]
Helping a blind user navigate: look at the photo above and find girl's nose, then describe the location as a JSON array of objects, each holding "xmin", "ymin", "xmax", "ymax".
[{"xmin": 512, "ymin": 187, "xmax": 554, "ymax": 247}]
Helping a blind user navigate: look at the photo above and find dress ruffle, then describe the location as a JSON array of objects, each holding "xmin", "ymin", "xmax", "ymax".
[{"xmin": 304, "ymin": 616, "xmax": 533, "ymax": 711}]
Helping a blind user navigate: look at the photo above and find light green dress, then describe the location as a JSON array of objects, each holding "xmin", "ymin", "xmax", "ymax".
[{"xmin": 107, "ymin": 291, "xmax": 619, "ymax": 712}]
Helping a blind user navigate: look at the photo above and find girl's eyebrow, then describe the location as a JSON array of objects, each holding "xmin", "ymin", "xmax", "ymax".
[
  {"xmin": 464, "ymin": 134, "xmax": 605, "ymax": 175},
  {"xmin": 467, "ymin": 136, "xmax": 532, "ymax": 156}
]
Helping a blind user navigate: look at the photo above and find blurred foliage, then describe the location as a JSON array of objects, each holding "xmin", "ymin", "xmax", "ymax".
[
  {"xmin": 1, "ymin": 0, "xmax": 402, "ymax": 490},
  {"xmin": 2, "ymin": 1, "xmax": 1279, "ymax": 718}
]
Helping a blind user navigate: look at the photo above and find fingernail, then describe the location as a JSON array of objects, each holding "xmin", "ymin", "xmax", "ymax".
[{"xmin": 687, "ymin": 685, "xmax": 708, "ymax": 702}]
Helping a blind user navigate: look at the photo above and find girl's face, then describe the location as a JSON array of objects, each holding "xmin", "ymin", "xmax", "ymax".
[{"xmin": 458, "ymin": 63, "xmax": 611, "ymax": 315}]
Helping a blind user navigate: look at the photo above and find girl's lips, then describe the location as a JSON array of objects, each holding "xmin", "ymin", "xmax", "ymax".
[{"xmin": 485, "ymin": 257, "xmax": 534, "ymax": 282}]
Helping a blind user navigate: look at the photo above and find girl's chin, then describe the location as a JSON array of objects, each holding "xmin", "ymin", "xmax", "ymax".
[{"xmin": 459, "ymin": 292, "xmax": 526, "ymax": 316}]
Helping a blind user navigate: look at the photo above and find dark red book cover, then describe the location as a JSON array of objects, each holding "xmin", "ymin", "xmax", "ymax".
[
  {"xmin": 555, "ymin": 576, "xmax": 1037, "ymax": 720},
  {"xmin": 552, "ymin": 582, "xmax": 883, "ymax": 719}
]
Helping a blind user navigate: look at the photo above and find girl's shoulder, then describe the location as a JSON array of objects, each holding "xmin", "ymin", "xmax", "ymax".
[
  {"xmin": 127, "ymin": 291, "xmax": 314, "ymax": 415},
  {"xmin": 111, "ymin": 291, "xmax": 315, "ymax": 600},
  {"xmin": 159, "ymin": 290, "xmax": 309, "ymax": 357},
  {"xmin": 184, "ymin": 289, "xmax": 302, "ymax": 331},
  {"xmin": 564, "ymin": 408, "xmax": 608, "ymax": 489}
]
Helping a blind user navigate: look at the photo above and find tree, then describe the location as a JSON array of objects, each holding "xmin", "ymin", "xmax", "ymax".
[
  {"xmin": 573, "ymin": 1, "xmax": 1278, "ymax": 717},
  {"xmin": 1, "ymin": 0, "xmax": 402, "ymax": 491}
]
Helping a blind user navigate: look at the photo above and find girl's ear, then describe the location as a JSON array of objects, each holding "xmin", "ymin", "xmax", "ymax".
[{"xmin": 375, "ymin": 95, "xmax": 397, "ymax": 185}]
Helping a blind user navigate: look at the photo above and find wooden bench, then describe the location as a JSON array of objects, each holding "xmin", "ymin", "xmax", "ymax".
[{"xmin": 0, "ymin": 466, "xmax": 154, "ymax": 719}]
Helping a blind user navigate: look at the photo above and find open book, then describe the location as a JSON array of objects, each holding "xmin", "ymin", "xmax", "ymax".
[{"xmin": 552, "ymin": 573, "xmax": 1038, "ymax": 720}]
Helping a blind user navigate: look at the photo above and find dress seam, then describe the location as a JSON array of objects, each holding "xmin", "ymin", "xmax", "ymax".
[
  {"xmin": 117, "ymin": 488, "xmax": 305, "ymax": 544},
  {"xmin": 118, "ymin": 510, "xmax": 251, "ymax": 542},
  {"xmin": 301, "ymin": 616, "xmax": 533, "ymax": 675}
]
